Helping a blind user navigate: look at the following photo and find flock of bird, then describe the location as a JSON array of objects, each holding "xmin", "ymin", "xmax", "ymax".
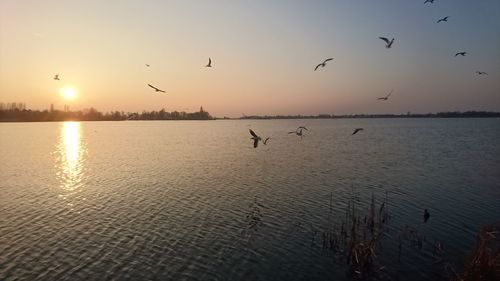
[
  {"xmin": 244, "ymin": 1, "xmax": 490, "ymax": 150},
  {"xmin": 248, "ymin": 125, "xmax": 366, "ymax": 148},
  {"xmin": 51, "ymin": 2, "xmax": 489, "ymax": 97}
]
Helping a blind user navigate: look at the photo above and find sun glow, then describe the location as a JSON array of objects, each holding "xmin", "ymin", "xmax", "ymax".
[{"xmin": 61, "ymin": 87, "xmax": 77, "ymax": 100}]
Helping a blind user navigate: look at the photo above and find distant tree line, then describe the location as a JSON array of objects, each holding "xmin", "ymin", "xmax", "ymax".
[
  {"xmin": 0, "ymin": 103, "xmax": 213, "ymax": 122},
  {"xmin": 238, "ymin": 111, "xmax": 500, "ymax": 119}
]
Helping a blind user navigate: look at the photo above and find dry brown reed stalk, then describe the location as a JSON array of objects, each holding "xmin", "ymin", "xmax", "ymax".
[
  {"xmin": 456, "ymin": 224, "xmax": 500, "ymax": 281},
  {"xmin": 321, "ymin": 188, "xmax": 390, "ymax": 280}
]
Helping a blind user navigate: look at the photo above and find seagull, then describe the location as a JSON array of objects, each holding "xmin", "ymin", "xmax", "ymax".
[
  {"xmin": 424, "ymin": 0, "xmax": 434, "ymax": 4},
  {"xmin": 53, "ymin": 74, "xmax": 60, "ymax": 80},
  {"xmin": 249, "ymin": 129, "xmax": 262, "ymax": 148},
  {"xmin": 437, "ymin": 16, "xmax": 449, "ymax": 23},
  {"xmin": 379, "ymin": 37, "xmax": 394, "ymax": 48},
  {"xmin": 288, "ymin": 128, "xmax": 304, "ymax": 138},
  {"xmin": 263, "ymin": 137, "xmax": 271, "ymax": 145},
  {"xmin": 314, "ymin": 58, "xmax": 333, "ymax": 71},
  {"xmin": 145, "ymin": 64, "xmax": 150, "ymax": 67},
  {"xmin": 476, "ymin": 71, "xmax": 488, "ymax": 75},
  {"xmin": 147, "ymin": 84, "xmax": 166, "ymax": 93},
  {"xmin": 454, "ymin": 52, "xmax": 467, "ymax": 57},
  {"xmin": 206, "ymin": 57, "xmax": 212, "ymax": 67},
  {"xmin": 424, "ymin": 209, "xmax": 430, "ymax": 223},
  {"xmin": 351, "ymin": 128, "xmax": 364, "ymax": 135},
  {"xmin": 378, "ymin": 89, "xmax": 393, "ymax": 101}
]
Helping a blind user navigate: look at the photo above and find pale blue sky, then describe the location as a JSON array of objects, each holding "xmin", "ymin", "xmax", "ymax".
[{"xmin": 1, "ymin": 0, "xmax": 499, "ymax": 116}]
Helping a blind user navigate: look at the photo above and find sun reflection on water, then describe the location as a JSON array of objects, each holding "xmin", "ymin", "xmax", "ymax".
[{"xmin": 56, "ymin": 122, "xmax": 86, "ymax": 192}]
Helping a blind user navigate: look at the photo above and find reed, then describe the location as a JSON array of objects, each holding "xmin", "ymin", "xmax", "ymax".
[
  {"xmin": 321, "ymin": 189, "xmax": 390, "ymax": 280},
  {"xmin": 456, "ymin": 224, "xmax": 500, "ymax": 281}
]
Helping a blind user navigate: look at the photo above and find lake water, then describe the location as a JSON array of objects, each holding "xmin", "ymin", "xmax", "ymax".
[{"xmin": 1, "ymin": 119, "xmax": 499, "ymax": 280}]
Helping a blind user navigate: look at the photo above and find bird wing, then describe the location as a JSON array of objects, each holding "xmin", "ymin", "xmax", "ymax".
[
  {"xmin": 352, "ymin": 129, "xmax": 363, "ymax": 135},
  {"xmin": 314, "ymin": 63, "xmax": 322, "ymax": 71},
  {"xmin": 263, "ymin": 137, "xmax": 270, "ymax": 144},
  {"xmin": 288, "ymin": 131, "xmax": 297, "ymax": 134},
  {"xmin": 323, "ymin": 58, "xmax": 333, "ymax": 63},
  {"xmin": 249, "ymin": 129, "xmax": 258, "ymax": 138},
  {"xmin": 148, "ymin": 84, "xmax": 158, "ymax": 91},
  {"xmin": 299, "ymin": 126, "xmax": 309, "ymax": 131},
  {"xmin": 379, "ymin": 37, "xmax": 390, "ymax": 44},
  {"xmin": 253, "ymin": 138, "xmax": 259, "ymax": 148},
  {"xmin": 387, "ymin": 89, "xmax": 394, "ymax": 98}
]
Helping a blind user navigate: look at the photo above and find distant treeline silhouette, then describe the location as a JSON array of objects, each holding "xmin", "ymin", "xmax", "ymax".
[
  {"xmin": 0, "ymin": 102, "xmax": 213, "ymax": 122},
  {"xmin": 239, "ymin": 111, "xmax": 500, "ymax": 119}
]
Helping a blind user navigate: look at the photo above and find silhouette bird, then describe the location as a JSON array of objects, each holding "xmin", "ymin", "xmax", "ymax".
[
  {"xmin": 314, "ymin": 58, "xmax": 333, "ymax": 71},
  {"xmin": 378, "ymin": 89, "xmax": 393, "ymax": 101},
  {"xmin": 476, "ymin": 71, "xmax": 488, "ymax": 75},
  {"xmin": 437, "ymin": 16, "xmax": 449, "ymax": 23},
  {"xmin": 263, "ymin": 137, "xmax": 271, "ymax": 145},
  {"xmin": 424, "ymin": 209, "xmax": 430, "ymax": 223},
  {"xmin": 147, "ymin": 84, "xmax": 166, "ymax": 93},
  {"xmin": 379, "ymin": 37, "xmax": 394, "ymax": 48},
  {"xmin": 424, "ymin": 0, "xmax": 434, "ymax": 4},
  {"xmin": 249, "ymin": 129, "xmax": 262, "ymax": 148},
  {"xmin": 53, "ymin": 74, "xmax": 60, "ymax": 80},
  {"xmin": 206, "ymin": 57, "xmax": 212, "ymax": 67},
  {"xmin": 288, "ymin": 128, "xmax": 304, "ymax": 137},
  {"xmin": 352, "ymin": 128, "xmax": 364, "ymax": 135},
  {"xmin": 455, "ymin": 52, "xmax": 467, "ymax": 57},
  {"xmin": 145, "ymin": 64, "xmax": 150, "ymax": 67}
]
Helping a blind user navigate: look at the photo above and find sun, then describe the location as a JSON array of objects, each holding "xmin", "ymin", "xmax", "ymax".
[{"xmin": 61, "ymin": 87, "xmax": 77, "ymax": 100}]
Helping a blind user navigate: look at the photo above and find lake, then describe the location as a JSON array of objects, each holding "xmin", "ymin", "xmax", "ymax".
[{"xmin": 1, "ymin": 119, "xmax": 499, "ymax": 280}]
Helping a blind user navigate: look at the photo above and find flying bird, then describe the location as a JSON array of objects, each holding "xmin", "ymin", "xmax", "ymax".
[
  {"xmin": 476, "ymin": 71, "xmax": 488, "ymax": 75},
  {"xmin": 314, "ymin": 58, "xmax": 333, "ymax": 71},
  {"xmin": 424, "ymin": 209, "xmax": 430, "ymax": 223},
  {"xmin": 378, "ymin": 89, "xmax": 394, "ymax": 101},
  {"xmin": 379, "ymin": 37, "xmax": 394, "ymax": 48},
  {"xmin": 249, "ymin": 129, "xmax": 262, "ymax": 148},
  {"xmin": 288, "ymin": 128, "xmax": 305, "ymax": 138},
  {"xmin": 454, "ymin": 52, "xmax": 467, "ymax": 57},
  {"xmin": 351, "ymin": 128, "xmax": 364, "ymax": 135},
  {"xmin": 147, "ymin": 84, "xmax": 166, "ymax": 93},
  {"xmin": 437, "ymin": 16, "xmax": 449, "ymax": 23},
  {"xmin": 424, "ymin": 0, "xmax": 434, "ymax": 4},
  {"xmin": 145, "ymin": 64, "xmax": 150, "ymax": 67},
  {"xmin": 53, "ymin": 74, "xmax": 60, "ymax": 80},
  {"xmin": 206, "ymin": 57, "xmax": 212, "ymax": 67},
  {"xmin": 263, "ymin": 137, "xmax": 271, "ymax": 145}
]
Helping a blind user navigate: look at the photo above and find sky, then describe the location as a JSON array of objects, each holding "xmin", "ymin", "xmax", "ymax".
[{"xmin": 1, "ymin": 0, "xmax": 499, "ymax": 117}]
